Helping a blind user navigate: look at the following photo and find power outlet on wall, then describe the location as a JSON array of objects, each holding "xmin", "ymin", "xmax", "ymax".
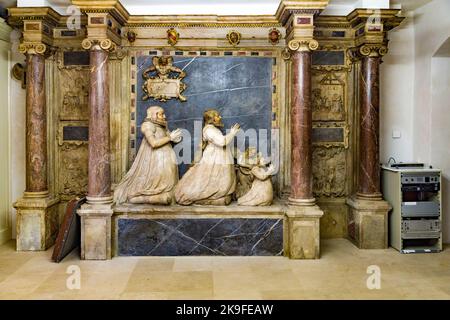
[{"xmin": 392, "ymin": 130, "xmax": 402, "ymax": 139}]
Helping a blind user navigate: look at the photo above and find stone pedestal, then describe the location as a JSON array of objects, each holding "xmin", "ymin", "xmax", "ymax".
[
  {"xmin": 14, "ymin": 192, "xmax": 59, "ymax": 251},
  {"xmin": 346, "ymin": 196, "xmax": 391, "ymax": 249},
  {"xmin": 285, "ymin": 205, "xmax": 323, "ymax": 259},
  {"xmin": 78, "ymin": 200, "xmax": 113, "ymax": 260}
]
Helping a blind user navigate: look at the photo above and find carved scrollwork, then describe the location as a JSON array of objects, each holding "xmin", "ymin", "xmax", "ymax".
[
  {"xmin": 19, "ymin": 42, "xmax": 47, "ymax": 55},
  {"xmin": 287, "ymin": 39, "xmax": 319, "ymax": 52},
  {"xmin": 359, "ymin": 44, "xmax": 388, "ymax": 57},
  {"xmin": 81, "ymin": 38, "xmax": 116, "ymax": 51},
  {"xmin": 141, "ymin": 56, "xmax": 187, "ymax": 102}
]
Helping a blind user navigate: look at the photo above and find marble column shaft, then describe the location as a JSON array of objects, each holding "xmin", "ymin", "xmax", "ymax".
[
  {"xmin": 290, "ymin": 50, "xmax": 314, "ymax": 201},
  {"xmin": 25, "ymin": 53, "xmax": 47, "ymax": 193},
  {"xmin": 358, "ymin": 56, "xmax": 382, "ymax": 198},
  {"xmin": 87, "ymin": 48, "xmax": 111, "ymax": 200}
]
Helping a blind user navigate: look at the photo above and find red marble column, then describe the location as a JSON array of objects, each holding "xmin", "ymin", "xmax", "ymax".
[
  {"xmin": 358, "ymin": 56, "xmax": 382, "ymax": 199},
  {"xmin": 87, "ymin": 48, "xmax": 111, "ymax": 202},
  {"xmin": 289, "ymin": 50, "xmax": 314, "ymax": 204},
  {"xmin": 25, "ymin": 53, "xmax": 47, "ymax": 194}
]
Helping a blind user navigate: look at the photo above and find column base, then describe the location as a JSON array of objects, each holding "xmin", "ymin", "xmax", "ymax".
[
  {"xmin": 77, "ymin": 202, "xmax": 113, "ymax": 260},
  {"xmin": 288, "ymin": 197, "xmax": 316, "ymax": 206},
  {"xmin": 13, "ymin": 193, "xmax": 60, "ymax": 251},
  {"xmin": 346, "ymin": 196, "xmax": 392, "ymax": 249},
  {"xmin": 285, "ymin": 204, "xmax": 323, "ymax": 259}
]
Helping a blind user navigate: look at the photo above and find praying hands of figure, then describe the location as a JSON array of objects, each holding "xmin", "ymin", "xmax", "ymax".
[{"xmin": 170, "ymin": 128, "xmax": 183, "ymax": 143}]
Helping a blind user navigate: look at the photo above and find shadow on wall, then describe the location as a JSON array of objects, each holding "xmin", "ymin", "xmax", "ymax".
[
  {"xmin": 442, "ymin": 177, "xmax": 449, "ymax": 244},
  {"xmin": 431, "ymin": 37, "xmax": 450, "ymax": 244}
]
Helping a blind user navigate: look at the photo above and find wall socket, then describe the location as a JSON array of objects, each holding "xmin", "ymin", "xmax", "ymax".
[{"xmin": 392, "ymin": 130, "xmax": 402, "ymax": 139}]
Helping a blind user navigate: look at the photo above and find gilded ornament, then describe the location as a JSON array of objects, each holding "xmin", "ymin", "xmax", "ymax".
[
  {"xmin": 288, "ymin": 39, "xmax": 318, "ymax": 52},
  {"xmin": 268, "ymin": 28, "xmax": 281, "ymax": 45},
  {"xmin": 226, "ymin": 30, "xmax": 241, "ymax": 46},
  {"xmin": 19, "ymin": 42, "xmax": 47, "ymax": 55},
  {"xmin": 142, "ymin": 56, "xmax": 187, "ymax": 102},
  {"xmin": 167, "ymin": 28, "xmax": 179, "ymax": 46},
  {"xmin": 126, "ymin": 30, "xmax": 137, "ymax": 43}
]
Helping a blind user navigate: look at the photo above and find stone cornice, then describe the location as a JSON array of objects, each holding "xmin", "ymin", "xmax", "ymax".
[
  {"xmin": 347, "ymin": 8, "xmax": 404, "ymax": 29},
  {"xmin": 125, "ymin": 15, "xmax": 281, "ymax": 28},
  {"xmin": 276, "ymin": 0, "xmax": 329, "ymax": 26},
  {"xmin": 8, "ymin": 7, "xmax": 62, "ymax": 28},
  {"xmin": 71, "ymin": 0, "xmax": 129, "ymax": 25}
]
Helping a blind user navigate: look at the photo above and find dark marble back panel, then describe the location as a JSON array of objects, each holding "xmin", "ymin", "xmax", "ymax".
[
  {"xmin": 136, "ymin": 56, "xmax": 273, "ymax": 176},
  {"xmin": 312, "ymin": 51, "xmax": 345, "ymax": 66},
  {"xmin": 118, "ymin": 218, "xmax": 283, "ymax": 256}
]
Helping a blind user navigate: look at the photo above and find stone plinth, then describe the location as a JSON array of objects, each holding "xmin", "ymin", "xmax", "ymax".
[
  {"xmin": 346, "ymin": 196, "xmax": 391, "ymax": 249},
  {"xmin": 14, "ymin": 193, "xmax": 59, "ymax": 251},
  {"xmin": 77, "ymin": 202, "xmax": 113, "ymax": 260},
  {"xmin": 285, "ymin": 205, "xmax": 323, "ymax": 259}
]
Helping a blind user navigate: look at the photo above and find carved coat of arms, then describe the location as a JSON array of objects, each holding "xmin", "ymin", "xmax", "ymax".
[{"xmin": 142, "ymin": 56, "xmax": 187, "ymax": 102}]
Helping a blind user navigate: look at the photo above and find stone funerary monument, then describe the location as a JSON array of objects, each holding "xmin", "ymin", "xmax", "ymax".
[{"xmin": 9, "ymin": 0, "xmax": 404, "ymax": 259}]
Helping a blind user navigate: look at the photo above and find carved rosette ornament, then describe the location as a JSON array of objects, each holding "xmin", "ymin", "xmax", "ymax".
[{"xmin": 81, "ymin": 38, "xmax": 116, "ymax": 52}]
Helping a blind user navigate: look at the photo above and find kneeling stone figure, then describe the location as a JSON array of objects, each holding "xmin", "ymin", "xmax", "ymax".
[
  {"xmin": 114, "ymin": 106, "xmax": 182, "ymax": 205},
  {"xmin": 237, "ymin": 150, "xmax": 275, "ymax": 206}
]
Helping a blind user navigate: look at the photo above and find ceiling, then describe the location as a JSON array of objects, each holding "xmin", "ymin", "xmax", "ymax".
[{"xmin": 0, "ymin": 0, "xmax": 436, "ymax": 15}]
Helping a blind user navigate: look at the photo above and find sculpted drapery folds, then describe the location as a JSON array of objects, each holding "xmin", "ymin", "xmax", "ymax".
[
  {"xmin": 114, "ymin": 106, "xmax": 182, "ymax": 205},
  {"xmin": 174, "ymin": 109, "xmax": 240, "ymax": 206}
]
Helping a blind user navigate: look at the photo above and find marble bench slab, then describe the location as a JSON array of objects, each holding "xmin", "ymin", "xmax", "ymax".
[{"xmin": 113, "ymin": 203, "xmax": 286, "ymax": 256}]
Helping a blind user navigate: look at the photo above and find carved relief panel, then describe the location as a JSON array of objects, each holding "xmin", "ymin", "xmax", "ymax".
[
  {"xmin": 312, "ymin": 146, "xmax": 347, "ymax": 198},
  {"xmin": 56, "ymin": 50, "xmax": 90, "ymax": 200},
  {"xmin": 311, "ymin": 50, "xmax": 350, "ymax": 199},
  {"xmin": 312, "ymin": 70, "xmax": 346, "ymax": 121},
  {"xmin": 310, "ymin": 48, "xmax": 353, "ymax": 239}
]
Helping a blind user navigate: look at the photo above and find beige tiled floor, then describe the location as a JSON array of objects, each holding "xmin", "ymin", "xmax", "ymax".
[{"xmin": 0, "ymin": 239, "xmax": 449, "ymax": 300}]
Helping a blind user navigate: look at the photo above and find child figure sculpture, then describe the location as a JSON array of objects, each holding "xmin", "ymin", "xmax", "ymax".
[{"xmin": 237, "ymin": 148, "xmax": 275, "ymax": 206}]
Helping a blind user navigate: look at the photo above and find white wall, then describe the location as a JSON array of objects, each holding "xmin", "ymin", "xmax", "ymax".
[
  {"xmin": 380, "ymin": 11, "xmax": 415, "ymax": 164},
  {"xmin": 380, "ymin": 0, "xmax": 450, "ymax": 242},
  {"xmin": 0, "ymin": 18, "xmax": 11, "ymax": 244},
  {"xmin": 412, "ymin": 0, "xmax": 450, "ymax": 163},
  {"xmin": 9, "ymin": 30, "xmax": 26, "ymax": 240},
  {"xmin": 413, "ymin": 0, "xmax": 450, "ymax": 243},
  {"xmin": 430, "ymin": 57, "xmax": 450, "ymax": 244}
]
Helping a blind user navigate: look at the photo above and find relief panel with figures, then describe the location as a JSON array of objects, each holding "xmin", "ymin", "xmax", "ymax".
[
  {"xmin": 56, "ymin": 52, "xmax": 90, "ymax": 200},
  {"xmin": 312, "ymin": 70, "xmax": 346, "ymax": 122},
  {"xmin": 312, "ymin": 146, "xmax": 347, "ymax": 198}
]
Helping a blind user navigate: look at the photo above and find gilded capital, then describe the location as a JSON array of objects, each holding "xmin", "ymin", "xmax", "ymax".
[
  {"xmin": 18, "ymin": 42, "xmax": 48, "ymax": 55},
  {"xmin": 288, "ymin": 39, "xmax": 319, "ymax": 52},
  {"xmin": 359, "ymin": 44, "xmax": 388, "ymax": 57},
  {"xmin": 81, "ymin": 38, "xmax": 116, "ymax": 52}
]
